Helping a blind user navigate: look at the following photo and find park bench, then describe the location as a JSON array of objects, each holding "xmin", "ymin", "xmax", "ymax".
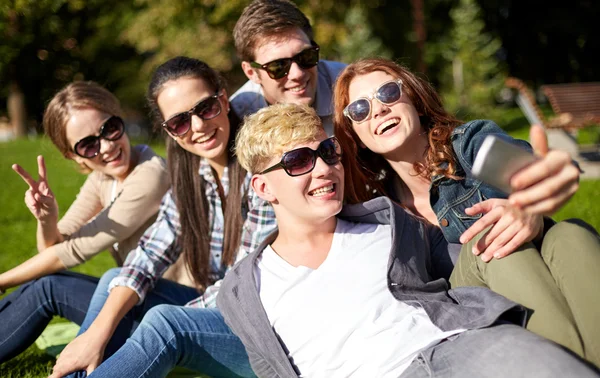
[
  {"xmin": 541, "ymin": 82, "xmax": 600, "ymax": 129},
  {"xmin": 505, "ymin": 77, "xmax": 600, "ymax": 130},
  {"xmin": 505, "ymin": 78, "xmax": 600, "ymax": 173}
]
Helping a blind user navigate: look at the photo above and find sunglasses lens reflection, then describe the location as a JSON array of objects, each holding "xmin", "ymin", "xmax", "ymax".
[
  {"xmin": 284, "ymin": 148, "xmax": 315, "ymax": 176},
  {"xmin": 296, "ymin": 48, "xmax": 319, "ymax": 69},
  {"xmin": 165, "ymin": 114, "xmax": 190, "ymax": 136},
  {"xmin": 264, "ymin": 47, "xmax": 319, "ymax": 79},
  {"xmin": 266, "ymin": 60, "xmax": 292, "ymax": 80},
  {"xmin": 377, "ymin": 82, "xmax": 402, "ymax": 104},
  {"xmin": 281, "ymin": 138, "xmax": 341, "ymax": 176},
  {"xmin": 74, "ymin": 116, "xmax": 125, "ymax": 158},
  {"xmin": 346, "ymin": 81, "xmax": 402, "ymax": 123},
  {"xmin": 77, "ymin": 137, "xmax": 101, "ymax": 158},
  {"xmin": 164, "ymin": 96, "xmax": 221, "ymax": 136},
  {"xmin": 347, "ymin": 99, "xmax": 371, "ymax": 123},
  {"xmin": 195, "ymin": 97, "xmax": 221, "ymax": 120}
]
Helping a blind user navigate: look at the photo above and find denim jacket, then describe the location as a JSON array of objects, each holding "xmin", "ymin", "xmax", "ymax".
[{"xmin": 429, "ymin": 120, "xmax": 532, "ymax": 243}]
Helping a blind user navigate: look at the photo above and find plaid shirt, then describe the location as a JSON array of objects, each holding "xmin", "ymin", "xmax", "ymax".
[{"xmin": 109, "ymin": 158, "xmax": 276, "ymax": 308}]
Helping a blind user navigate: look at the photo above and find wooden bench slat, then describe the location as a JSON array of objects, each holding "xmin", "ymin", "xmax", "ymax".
[{"xmin": 506, "ymin": 77, "xmax": 600, "ymax": 130}]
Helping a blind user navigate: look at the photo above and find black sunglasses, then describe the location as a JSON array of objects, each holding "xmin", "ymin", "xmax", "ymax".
[
  {"xmin": 260, "ymin": 137, "xmax": 342, "ymax": 177},
  {"xmin": 161, "ymin": 92, "xmax": 223, "ymax": 136},
  {"xmin": 343, "ymin": 79, "xmax": 403, "ymax": 123},
  {"xmin": 73, "ymin": 116, "xmax": 125, "ymax": 158},
  {"xmin": 250, "ymin": 43, "xmax": 320, "ymax": 80}
]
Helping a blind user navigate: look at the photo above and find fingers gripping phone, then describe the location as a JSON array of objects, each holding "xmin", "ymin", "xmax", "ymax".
[{"xmin": 471, "ymin": 135, "xmax": 538, "ymax": 194}]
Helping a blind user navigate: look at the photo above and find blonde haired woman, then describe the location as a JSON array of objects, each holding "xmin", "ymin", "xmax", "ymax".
[{"xmin": 0, "ymin": 81, "xmax": 174, "ymax": 362}]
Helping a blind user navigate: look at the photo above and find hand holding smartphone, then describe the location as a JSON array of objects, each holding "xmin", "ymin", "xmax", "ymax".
[{"xmin": 471, "ymin": 136, "xmax": 538, "ymax": 194}]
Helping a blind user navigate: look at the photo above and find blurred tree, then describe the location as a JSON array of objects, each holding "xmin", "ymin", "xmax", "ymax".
[
  {"xmin": 119, "ymin": 0, "xmax": 247, "ymax": 96},
  {"xmin": 479, "ymin": 0, "xmax": 600, "ymax": 86},
  {"xmin": 334, "ymin": 3, "xmax": 392, "ymax": 63},
  {"xmin": 437, "ymin": 0, "xmax": 505, "ymax": 117},
  {"xmin": 0, "ymin": 0, "xmax": 144, "ymax": 134},
  {"xmin": 119, "ymin": 0, "xmax": 359, "ymax": 91},
  {"xmin": 410, "ymin": 0, "xmax": 426, "ymax": 74},
  {"xmin": 4, "ymin": 0, "xmax": 597, "ymax": 137}
]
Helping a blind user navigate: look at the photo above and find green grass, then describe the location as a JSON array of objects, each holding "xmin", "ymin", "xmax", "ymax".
[
  {"xmin": 0, "ymin": 136, "xmax": 166, "ymax": 376},
  {"xmin": 0, "ymin": 119, "xmax": 598, "ymax": 376}
]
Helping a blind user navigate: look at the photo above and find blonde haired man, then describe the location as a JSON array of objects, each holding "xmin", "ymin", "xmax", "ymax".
[{"xmin": 217, "ymin": 103, "xmax": 597, "ymax": 378}]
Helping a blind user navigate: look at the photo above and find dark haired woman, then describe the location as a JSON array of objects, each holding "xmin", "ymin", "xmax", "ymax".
[
  {"xmin": 0, "ymin": 82, "xmax": 170, "ymax": 362},
  {"xmin": 51, "ymin": 57, "xmax": 276, "ymax": 378},
  {"xmin": 333, "ymin": 57, "xmax": 600, "ymax": 367}
]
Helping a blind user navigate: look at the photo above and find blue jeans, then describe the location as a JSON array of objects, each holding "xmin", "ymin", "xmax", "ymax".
[
  {"xmin": 88, "ymin": 305, "xmax": 255, "ymax": 378},
  {"xmin": 68, "ymin": 268, "xmax": 252, "ymax": 377},
  {"xmin": 0, "ymin": 271, "xmax": 98, "ymax": 362},
  {"xmin": 400, "ymin": 324, "xmax": 599, "ymax": 377}
]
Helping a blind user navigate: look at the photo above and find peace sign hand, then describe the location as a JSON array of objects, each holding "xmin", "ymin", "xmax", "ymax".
[{"xmin": 12, "ymin": 155, "xmax": 59, "ymax": 223}]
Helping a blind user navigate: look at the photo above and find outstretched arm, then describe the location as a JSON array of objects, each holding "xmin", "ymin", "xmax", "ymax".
[
  {"xmin": 459, "ymin": 124, "xmax": 578, "ymax": 261},
  {"xmin": 0, "ymin": 249, "xmax": 66, "ymax": 292},
  {"xmin": 49, "ymin": 286, "xmax": 138, "ymax": 377}
]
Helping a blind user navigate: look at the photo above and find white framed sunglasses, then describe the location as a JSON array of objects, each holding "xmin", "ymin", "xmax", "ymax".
[{"xmin": 343, "ymin": 79, "xmax": 403, "ymax": 124}]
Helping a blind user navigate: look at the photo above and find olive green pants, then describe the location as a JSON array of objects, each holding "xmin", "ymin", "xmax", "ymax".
[{"xmin": 450, "ymin": 219, "xmax": 600, "ymax": 367}]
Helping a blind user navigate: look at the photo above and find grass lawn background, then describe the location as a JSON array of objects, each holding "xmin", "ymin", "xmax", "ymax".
[{"xmin": 0, "ymin": 113, "xmax": 599, "ymax": 376}]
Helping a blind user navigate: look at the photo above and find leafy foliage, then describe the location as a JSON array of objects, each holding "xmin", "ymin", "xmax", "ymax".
[
  {"xmin": 334, "ymin": 4, "xmax": 392, "ymax": 63},
  {"xmin": 436, "ymin": 0, "xmax": 506, "ymax": 118}
]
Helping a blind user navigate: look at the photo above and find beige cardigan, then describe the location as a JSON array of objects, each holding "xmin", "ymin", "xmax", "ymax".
[{"xmin": 52, "ymin": 144, "xmax": 195, "ymax": 288}]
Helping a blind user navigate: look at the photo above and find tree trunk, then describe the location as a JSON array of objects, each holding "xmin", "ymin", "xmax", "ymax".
[
  {"xmin": 7, "ymin": 81, "xmax": 27, "ymax": 138},
  {"xmin": 410, "ymin": 0, "xmax": 427, "ymax": 74}
]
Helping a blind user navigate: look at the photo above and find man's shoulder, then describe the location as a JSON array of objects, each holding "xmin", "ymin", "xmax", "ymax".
[
  {"xmin": 229, "ymin": 80, "xmax": 267, "ymax": 119},
  {"xmin": 317, "ymin": 60, "xmax": 346, "ymax": 87},
  {"xmin": 339, "ymin": 197, "xmax": 396, "ymax": 223},
  {"xmin": 319, "ymin": 60, "xmax": 347, "ymax": 75}
]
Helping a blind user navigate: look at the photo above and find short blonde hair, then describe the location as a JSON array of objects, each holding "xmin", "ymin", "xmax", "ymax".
[{"xmin": 235, "ymin": 103, "xmax": 324, "ymax": 173}]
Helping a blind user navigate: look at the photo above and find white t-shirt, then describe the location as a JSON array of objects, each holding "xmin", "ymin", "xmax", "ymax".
[{"xmin": 255, "ymin": 219, "xmax": 464, "ymax": 378}]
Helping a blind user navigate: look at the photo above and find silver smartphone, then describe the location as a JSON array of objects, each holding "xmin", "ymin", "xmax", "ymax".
[{"xmin": 471, "ymin": 135, "xmax": 538, "ymax": 194}]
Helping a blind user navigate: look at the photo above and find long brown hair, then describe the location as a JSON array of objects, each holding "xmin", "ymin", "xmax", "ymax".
[
  {"xmin": 147, "ymin": 57, "xmax": 246, "ymax": 290},
  {"xmin": 333, "ymin": 57, "xmax": 463, "ymax": 203}
]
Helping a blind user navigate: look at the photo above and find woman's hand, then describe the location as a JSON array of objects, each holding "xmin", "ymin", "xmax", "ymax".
[
  {"xmin": 48, "ymin": 329, "xmax": 107, "ymax": 378},
  {"xmin": 508, "ymin": 124, "xmax": 580, "ymax": 215},
  {"xmin": 12, "ymin": 155, "xmax": 58, "ymax": 223},
  {"xmin": 459, "ymin": 198, "xmax": 544, "ymax": 262}
]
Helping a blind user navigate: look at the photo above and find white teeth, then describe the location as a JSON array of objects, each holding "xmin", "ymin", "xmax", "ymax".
[
  {"xmin": 196, "ymin": 129, "xmax": 217, "ymax": 143},
  {"xmin": 288, "ymin": 82, "xmax": 307, "ymax": 93},
  {"xmin": 309, "ymin": 184, "xmax": 334, "ymax": 196},
  {"xmin": 376, "ymin": 118, "xmax": 400, "ymax": 135}
]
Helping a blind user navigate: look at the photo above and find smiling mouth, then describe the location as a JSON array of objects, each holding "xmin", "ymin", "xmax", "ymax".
[
  {"xmin": 308, "ymin": 183, "xmax": 335, "ymax": 197},
  {"xmin": 104, "ymin": 149, "xmax": 122, "ymax": 163},
  {"xmin": 376, "ymin": 118, "xmax": 400, "ymax": 135},
  {"xmin": 194, "ymin": 129, "xmax": 217, "ymax": 143},
  {"xmin": 288, "ymin": 82, "xmax": 308, "ymax": 93}
]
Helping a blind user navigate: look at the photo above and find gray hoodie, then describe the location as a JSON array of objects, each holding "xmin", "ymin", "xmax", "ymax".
[{"xmin": 217, "ymin": 197, "xmax": 527, "ymax": 377}]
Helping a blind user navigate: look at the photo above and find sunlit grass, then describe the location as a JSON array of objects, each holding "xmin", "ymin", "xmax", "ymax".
[{"xmin": 0, "ymin": 122, "xmax": 598, "ymax": 376}]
